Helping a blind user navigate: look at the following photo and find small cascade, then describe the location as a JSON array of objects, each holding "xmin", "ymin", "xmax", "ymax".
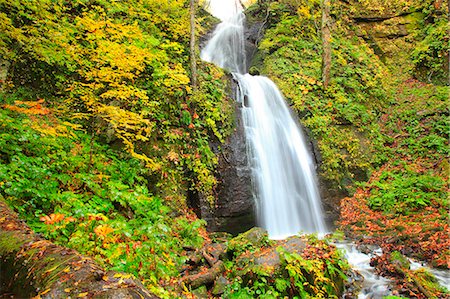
[
  {"xmin": 336, "ymin": 242, "xmax": 391, "ymax": 298},
  {"xmin": 201, "ymin": 0, "xmax": 327, "ymax": 239}
]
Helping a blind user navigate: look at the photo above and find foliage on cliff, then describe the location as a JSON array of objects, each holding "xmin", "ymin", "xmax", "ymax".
[
  {"xmin": 1, "ymin": 0, "xmax": 448, "ymax": 297},
  {"xmin": 340, "ymin": 79, "xmax": 449, "ymax": 269},
  {"xmin": 250, "ymin": 0, "xmax": 448, "ymax": 192},
  {"xmin": 249, "ymin": 0, "xmax": 390, "ymax": 189},
  {"xmin": 0, "ymin": 0, "xmax": 233, "ymax": 203}
]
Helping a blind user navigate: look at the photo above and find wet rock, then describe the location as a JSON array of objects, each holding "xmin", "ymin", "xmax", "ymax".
[
  {"xmin": 201, "ymin": 100, "xmax": 255, "ymax": 235},
  {"xmin": 343, "ymin": 269, "xmax": 364, "ymax": 299},
  {"xmin": 357, "ymin": 244, "xmax": 381, "ymax": 255}
]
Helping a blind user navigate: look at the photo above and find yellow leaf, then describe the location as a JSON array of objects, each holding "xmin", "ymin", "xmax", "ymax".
[
  {"xmin": 78, "ymin": 292, "xmax": 88, "ymax": 297},
  {"xmin": 44, "ymin": 265, "xmax": 59, "ymax": 274},
  {"xmin": 40, "ymin": 289, "xmax": 51, "ymax": 295},
  {"xmin": 64, "ymin": 288, "xmax": 71, "ymax": 293},
  {"xmin": 113, "ymin": 273, "xmax": 132, "ymax": 279}
]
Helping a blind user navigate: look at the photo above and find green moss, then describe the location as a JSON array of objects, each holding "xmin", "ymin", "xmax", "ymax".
[
  {"xmin": 390, "ymin": 251, "xmax": 410, "ymax": 269},
  {"xmin": 227, "ymin": 227, "xmax": 270, "ymax": 258},
  {"xmin": 0, "ymin": 231, "xmax": 27, "ymax": 255},
  {"xmin": 224, "ymin": 237, "xmax": 349, "ymax": 298}
]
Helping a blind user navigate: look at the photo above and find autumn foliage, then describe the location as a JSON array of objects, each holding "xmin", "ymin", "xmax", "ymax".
[{"xmin": 0, "ymin": 0, "xmax": 233, "ymax": 203}]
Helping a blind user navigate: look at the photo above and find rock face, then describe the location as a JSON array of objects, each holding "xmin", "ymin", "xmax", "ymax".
[
  {"xmin": 347, "ymin": 0, "xmax": 423, "ymax": 65},
  {"xmin": 0, "ymin": 58, "xmax": 10, "ymax": 90},
  {"xmin": 201, "ymin": 99, "xmax": 255, "ymax": 235}
]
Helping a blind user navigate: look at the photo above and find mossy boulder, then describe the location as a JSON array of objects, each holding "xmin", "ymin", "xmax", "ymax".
[
  {"xmin": 227, "ymin": 227, "xmax": 269, "ymax": 258},
  {"xmin": 212, "ymin": 276, "xmax": 230, "ymax": 296},
  {"xmin": 390, "ymin": 251, "xmax": 411, "ymax": 269},
  {"xmin": 225, "ymin": 235, "xmax": 350, "ymax": 298}
]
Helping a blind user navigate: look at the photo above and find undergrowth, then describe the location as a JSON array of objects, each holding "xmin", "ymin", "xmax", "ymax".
[
  {"xmin": 224, "ymin": 237, "xmax": 349, "ymax": 299},
  {"xmin": 0, "ymin": 104, "xmax": 206, "ymax": 298}
]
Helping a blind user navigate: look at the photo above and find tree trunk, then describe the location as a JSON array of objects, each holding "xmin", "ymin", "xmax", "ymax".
[
  {"xmin": 0, "ymin": 59, "xmax": 10, "ymax": 91},
  {"xmin": 190, "ymin": 0, "xmax": 198, "ymax": 91},
  {"xmin": 321, "ymin": 0, "xmax": 331, "ymax": 89},
  {"xmin": 0, "ymin": 197, "xmax": 158, "ymax": 299}
]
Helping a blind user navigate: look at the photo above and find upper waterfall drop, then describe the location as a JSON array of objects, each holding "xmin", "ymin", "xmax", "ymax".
[
  {"xmin": 201, "ymin": 0, "xmax": 328, "ymax": 239},
  {"xmin": 200, "ymin": 5, "xmax": 246, "ymax": 73}
]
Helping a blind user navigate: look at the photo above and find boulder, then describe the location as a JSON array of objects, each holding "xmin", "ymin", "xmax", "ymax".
[
  {"xmin": 227, "ymin": 227, "xmax": 269, "ymax": 257},
  {"xmin": 212, "ymin": 276, "xmax": 230, "ymax": 296},
  {"xmin": 234, "ymin": 235, "xmax": 307, "ymax": 273}
]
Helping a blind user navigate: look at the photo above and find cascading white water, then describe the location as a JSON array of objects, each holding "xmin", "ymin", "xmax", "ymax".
[
  {"xmin": 235, "ymin": 74, "xmax": 327, "ymax": 238},
  {"xmin": 201, "ymin": 0, "xmax": 327, "ymax": 239},
  {"xmin": 201, "ymin": 11, "xmax": 246, "ymax": 73}
]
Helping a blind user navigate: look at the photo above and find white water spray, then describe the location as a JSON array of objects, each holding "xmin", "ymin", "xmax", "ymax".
[{"xmin": 201, "ymin": 0, "xmax": 327, "ymax": 239}]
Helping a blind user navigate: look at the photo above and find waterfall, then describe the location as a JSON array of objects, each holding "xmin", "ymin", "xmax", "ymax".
[{"xmin": 202, "ymin": 0, "xmax": 327, "ymax": 239}]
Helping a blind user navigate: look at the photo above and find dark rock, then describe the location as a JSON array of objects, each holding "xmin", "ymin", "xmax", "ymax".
[
  {"xmin": 301, "ymin": 126, "xmax": 345, "ymax": 229},
  {"xmin": 202, "ymin": 13, "xmax": 269, "ymax": 234},
  {"xmin": 356, "ymin": 244, "xmax": 380, "ymax": 255},
  {"xmin": 244, "ymin": 20, "xmax": 265, "ymax": 72},
  {"xmin": 201, "ymin": 99, "xmax": 255, "ymax": 235},
  {"xmin": 0, "ymin": 58, "xmax": 10, "ymax": 91}
]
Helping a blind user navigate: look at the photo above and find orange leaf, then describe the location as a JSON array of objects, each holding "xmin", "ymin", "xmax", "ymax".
[
  {"xmin": 40, "ymin": 213, "xmax": 65, "ymax": 225},
  {"xmin": 94, "ymin": 224, "xmax": 114, "ymax": 239}
]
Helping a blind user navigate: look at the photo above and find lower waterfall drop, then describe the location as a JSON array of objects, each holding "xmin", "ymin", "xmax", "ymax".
[{"xmin": 202, "ymin": 0, "xmax": 327, "ymax": 239}]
